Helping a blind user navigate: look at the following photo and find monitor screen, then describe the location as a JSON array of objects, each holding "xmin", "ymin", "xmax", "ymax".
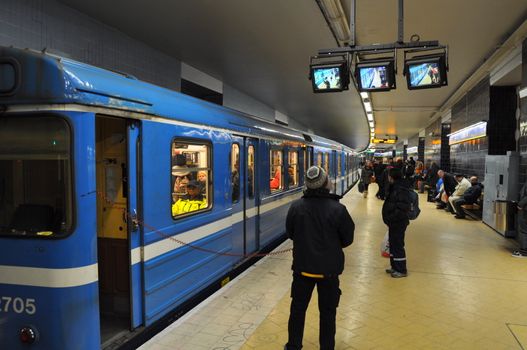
[
  {"xmin": 358, "ymin": 66, "xmax": 389, "ymax": 90},
  {"xmin": 405, "ymin": 55, "xmax": 448, "ymax": 90},
  {"xmin": 355, "ymin": 60, "xmax": 395, "ymax": 92},
  {"xmin": 312, "ymin": 66, "xmax": 342, "ymax": 91}
]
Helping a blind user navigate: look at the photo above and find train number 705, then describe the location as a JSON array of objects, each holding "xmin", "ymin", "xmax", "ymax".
[{"xmin": 0, "ymin": 297, "xmax": 36, "ymax": 315}]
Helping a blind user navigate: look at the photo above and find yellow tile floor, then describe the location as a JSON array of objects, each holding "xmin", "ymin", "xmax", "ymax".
[
  {"xmin": 141, "ymin": 184, "xmax": 527, "ymax": 350},
  {"xmin": 241, "ymin": 185, "xmax": 527, "ymax": 350}
]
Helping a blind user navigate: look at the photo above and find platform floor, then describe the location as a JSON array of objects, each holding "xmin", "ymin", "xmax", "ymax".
[{"xmin": 139, "ymin": 185, "xmax": 527, "ymax": 350}]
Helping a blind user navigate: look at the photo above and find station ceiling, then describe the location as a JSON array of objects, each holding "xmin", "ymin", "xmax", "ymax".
[{"xmin": 59, "ymin": 0, "xmax": 527, "ymax": 151}]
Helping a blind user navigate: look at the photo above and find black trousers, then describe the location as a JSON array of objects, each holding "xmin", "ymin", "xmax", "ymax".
[
  {"xmin": 453, "ymin": 198, "xmax": 468, "ymax": 217},
  {"xmin": 388, "ymin": 221, "xmax": 408, "ymax": 273},
  {"xmin": 286, "ymin": 273, "xmax": 341, "ymax": 350}
]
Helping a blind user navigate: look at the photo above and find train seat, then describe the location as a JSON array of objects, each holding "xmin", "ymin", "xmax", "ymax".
[{"xmin": 9, "ymin": 204, "xmax": 54, "ymax": 232}]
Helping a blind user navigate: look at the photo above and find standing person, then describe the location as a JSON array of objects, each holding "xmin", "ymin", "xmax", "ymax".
[
  {"xmin": 374, "ymin": 160, "xmax": 386, "ymax": 199},
  {"xmin": 382, "ymin": 167, "xmax": 411, "ymax": 278},
  {"xmin": 513, "ymin": 182, "xmax": 527, "ymax": 258},
  {"xmin": 285, "ymin": 166, "xmax": 355, "ymax": 350},
  {"xmin": 360, "ymin": 160, "xmax": 374, "ymax": 198}
]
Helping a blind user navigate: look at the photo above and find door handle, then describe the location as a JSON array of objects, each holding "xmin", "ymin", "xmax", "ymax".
[{"xmin": 130, "ymin": 209, "xmax": 140, "ymax": 231}]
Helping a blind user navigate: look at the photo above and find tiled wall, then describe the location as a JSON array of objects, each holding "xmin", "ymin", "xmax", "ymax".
[
  {"xmin": 441, "ymin": 123, "xmax": 451, "ymax": 172},
  {"xmin": 0, "ymin": 0, "xmax": 182, "ymax": 91},
  {"xmin": 450, "ymin": 137, "xmax": 488, "ymax": 180},
  {"xmin": 449, "ymin": 78, "xmax": 490, "ymax": 178},
  {"xmin": 418, "ymin": 137, "xmax": 425, "ymax": 164},
  {"xmin": 424, "ymin": 119, "xmax": 441, "ymax": 166}
]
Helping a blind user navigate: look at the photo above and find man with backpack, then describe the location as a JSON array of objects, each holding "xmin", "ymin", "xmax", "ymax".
[{"xmin": 382, "ymin": 167, "xmax": 417, "ymax": 278}]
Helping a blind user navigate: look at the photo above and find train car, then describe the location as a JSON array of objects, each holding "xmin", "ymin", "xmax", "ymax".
[{"xmin": 0, "ymin": 47, "xmax": 360, "ymax": 349}]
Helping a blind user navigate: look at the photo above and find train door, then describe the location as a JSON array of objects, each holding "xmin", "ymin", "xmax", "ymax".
[
  {"xmin": 95, "ymin": 116, "xmax": 142, "ymax": 343},
  {"xmin": 230, "ymin": 136, "xmax": 259, "ymax": 256},
  {"xmin": 245, "ymin": 138, "xmax": 258, "ymax": 253}
]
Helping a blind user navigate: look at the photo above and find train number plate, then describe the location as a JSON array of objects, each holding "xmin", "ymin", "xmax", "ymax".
[{"xmin": 0, "ymin": 297, "xmax": 36, "ymax": 315}]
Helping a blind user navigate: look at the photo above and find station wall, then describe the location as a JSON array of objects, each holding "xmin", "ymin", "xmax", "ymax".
[{"xmin": 0, "ymin": 0, "xmax": 308, "ymax": 132}]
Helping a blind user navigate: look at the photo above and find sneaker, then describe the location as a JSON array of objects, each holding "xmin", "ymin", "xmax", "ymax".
[
  {"xmin": 454, "ymin": 215, "xmax": 465, "ymax": 219},
  {"xmin": 512, "ymin": 251, "xmax": 527, "ymax": 258},
  {"xmin": 385, "ymin": 268, "xmax": 394, "ymax": 274},
  {"xmin": 391, "ymin": 271, "xmax": 408, "ymax": 278}
]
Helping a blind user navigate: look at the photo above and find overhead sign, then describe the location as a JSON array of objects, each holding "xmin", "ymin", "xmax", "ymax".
[{"xmin": 372, "ymin": 138, "xmax": 396, "ymax": 144}]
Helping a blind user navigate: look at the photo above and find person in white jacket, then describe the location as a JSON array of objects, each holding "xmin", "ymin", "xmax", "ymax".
[{"xmin": 448, "ymin": 174, "xmax": 471, "ymax": 214}]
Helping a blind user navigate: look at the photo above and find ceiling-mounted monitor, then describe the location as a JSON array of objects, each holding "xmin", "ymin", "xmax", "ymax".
[
  {"xmin": 310, "ymin": 61, "xmax": 349, "ymax": 93},
  {"xmin": 355, "ymin": 59, "xmax": 395, "ymax": 92},
  {"xmin": 405, "ymin": 54, "xmax": 448, "ymax": 90}
]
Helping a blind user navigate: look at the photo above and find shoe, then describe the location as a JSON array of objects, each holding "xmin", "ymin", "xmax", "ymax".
[
  {"xmin": 391, "ymin": 271, "xmax": 408, "ymax": 278},
  {"xmin": 454, "ymin": 215, "xmax": 465, "ymax": 219},
  {"xmin": 436, "ymin": 205, "xmax": 445, "ymax": 209},
  {"xmin": 385, "ymin": 269, "xmax": 394, "ymax": 274},
  {"xmin": 512, "ymin": 251, "xmax": 527, "ymax": 258}
]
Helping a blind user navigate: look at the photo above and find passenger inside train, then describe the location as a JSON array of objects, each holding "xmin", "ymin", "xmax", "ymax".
[{"xmin": 171, "ymin": 180, "xmax": 207, "ymax": 216}]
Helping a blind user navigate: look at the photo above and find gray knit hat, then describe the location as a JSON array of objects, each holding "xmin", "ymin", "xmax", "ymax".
[{"xmin": 305, "ymin": 166, "xmax": 327, "ymax": 189}]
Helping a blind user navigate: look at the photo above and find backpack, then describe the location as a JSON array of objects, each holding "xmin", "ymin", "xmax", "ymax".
[{"xmin": 405, "ymin": 188, "xmax": 421, "ymax": 220}]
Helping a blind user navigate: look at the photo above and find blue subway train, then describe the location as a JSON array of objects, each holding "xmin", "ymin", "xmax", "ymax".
[{"xmin": 0, "ymin": 46, "xmax": 360, "ymax": 349}]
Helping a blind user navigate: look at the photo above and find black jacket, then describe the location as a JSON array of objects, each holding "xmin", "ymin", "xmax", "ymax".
[
  {"xmin": 382, "ymin": 181, "xmax": 411, "ymax": 225},
  {"xmin": 286, "ymin": 189, "xmax": 355, "ymax": 276},
  {"xmin": 442, "ymin": 172, "xmax": 457, "ymax": 196},
  {"xmin": 463, "ymin": 183, "xmax": 483, "ymax": 204}
]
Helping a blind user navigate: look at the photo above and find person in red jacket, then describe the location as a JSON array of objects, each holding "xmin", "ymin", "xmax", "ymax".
[{"xmin": 285, "ymin": 166, "xmax": 355, "ymax": 350}]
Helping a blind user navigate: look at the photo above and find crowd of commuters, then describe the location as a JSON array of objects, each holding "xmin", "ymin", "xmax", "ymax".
[{"xmin": 284, "ymin": 156, "xmax": 527, "ymax": 349}]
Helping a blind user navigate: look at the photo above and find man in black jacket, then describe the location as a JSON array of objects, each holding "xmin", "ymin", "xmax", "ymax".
[
  {"xmin": 285, "ymin": 166, "xmax": 355, "ymax": 350},
  {"xmin": 382, "ymin": 167, "xmax": 411, "ymax": 278},
  {"xmin": 452, "ymin": 176, "xmax": 483, "ymax": 219},
  {"xmin": 436, "ymin": 170, "xmax": 457, "ymax": 210}
]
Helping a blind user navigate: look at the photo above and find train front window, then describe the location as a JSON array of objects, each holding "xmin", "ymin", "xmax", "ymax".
[{"xmin": 0, "ymin": 116, "xmax": 73, "ymax": 238}]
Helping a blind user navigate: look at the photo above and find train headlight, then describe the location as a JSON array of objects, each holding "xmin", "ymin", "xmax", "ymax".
[{"xmin": 19, "ymin": 326, "xmax": 37, "ymax": 344}]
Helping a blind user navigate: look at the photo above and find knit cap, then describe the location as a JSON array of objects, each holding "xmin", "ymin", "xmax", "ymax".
[{"xmin": 305, "ymin": 166, "xmax": 327, "ymax": 189}]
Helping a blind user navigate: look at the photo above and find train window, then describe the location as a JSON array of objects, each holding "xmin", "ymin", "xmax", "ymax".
[
  {"xmin": 231, "ymin": 143, "xmax": 240, "ymax": 202},
  {"xmin": 287, "ymin": 151, "xmax": 299, "ymax": 188},
  {"xmin": 324, "ymin": 153, "xmax": 329, "ymax": 173},
  {"xmin": 0, "ymin": 115, "xmax": 73, "ymax": 238},
  {"xmin": 269, "ymin": 149, "xmax": 283, "ymax": 192},
  {"xmin": 316, "ymin": 153, "xmax": 322, "ymax": 167},
  {"xmin": 248, "ymin": 145, "xmax": 255, "ymax": 199},
  {"xmin": 171, "ymin": 140, "xmax": 211, "ymax": 218}
]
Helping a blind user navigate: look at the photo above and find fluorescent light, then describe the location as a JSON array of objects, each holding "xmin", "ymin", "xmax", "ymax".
[
  {"xmin": 364, "ymin": 102, "xmax": 372, "ymax": 112},
  {"xmin": 371, "ymin": 128, "xmax": 375, "ymax": 133},
  {"xmin": 369, "ymin": 122, "xmax": 374, "ymax": 128},
  {"xmin": 367, "ymin": 114, "xmax": 374, "ymax": 121},
  {"xmin": 360, "ymin": 92, "xmax": 369, "ymax": 99}
]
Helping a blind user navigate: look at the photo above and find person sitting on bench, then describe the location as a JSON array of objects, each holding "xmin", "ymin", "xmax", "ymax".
[{"xmin": 452, "ymin": 176, "xmax": 483, "ymax": 219}]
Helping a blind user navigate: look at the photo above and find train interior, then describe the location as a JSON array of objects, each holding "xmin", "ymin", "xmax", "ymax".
[
  {"xmin": 95, "ymin": 116, "xmax": 131, "ymax": 343},
  {"xmin": 0, "ymin": 115, "xmax": 72, "ymax": 237}
]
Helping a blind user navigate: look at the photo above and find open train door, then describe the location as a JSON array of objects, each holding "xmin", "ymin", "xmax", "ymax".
[{"xmin": 96, "ymin": 116, "xmax": 142, "ymax": 344}]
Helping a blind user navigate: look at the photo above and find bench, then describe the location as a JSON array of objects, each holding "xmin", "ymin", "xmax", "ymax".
[{"xmin": 461, "ymin": 194, "xmax": 484, "ymax": 220}]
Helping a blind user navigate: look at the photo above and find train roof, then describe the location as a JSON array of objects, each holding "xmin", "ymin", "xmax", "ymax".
[{"xmin": 0, "ymin": 46, "xmax": 355, "ymax": 151}]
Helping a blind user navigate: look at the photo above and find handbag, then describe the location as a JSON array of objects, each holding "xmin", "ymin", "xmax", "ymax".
[{"xmin": 358, "ymin": 181, "xmax": 365, "ymax": 193}]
